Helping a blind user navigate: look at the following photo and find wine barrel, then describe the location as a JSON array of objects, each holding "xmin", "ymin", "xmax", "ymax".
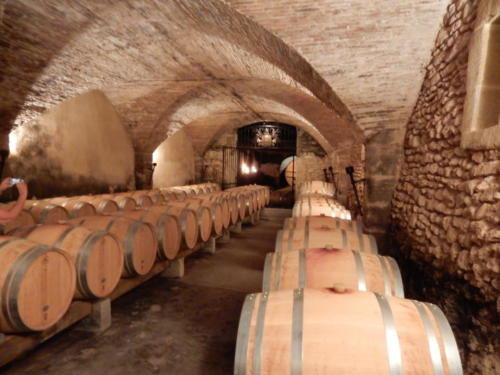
[
  {"xmin": 167, "ymin": 201, "xmax": 213, "ymax": 242},
  {"xmin": 161, "ymin": 190, "xmax": 179, "ymax": 201},
  {"xmin": 76, "ymin": 196, "xmax": 120, "ymax": 214},
  {"xmin": 0, "ymin": 204, "xmax": 35, "ymax": 233},
  {"xmin": 25, "ymin": 201, "xmax": 70, "ymax": 224},
  {"xmin": 262, "ymin": 248, "xmax": 404, "ymax": 297},
  {"xmin": 202, "ymin": 194, "xmax": 231, "ymax": 229},
  {"xmin": 292, "ymin": 196, "xmax": 351, "ymax": 220},
  {"xmin": 299, "ymin": 180, "xmax": 334, "ymax": 197},
  {"xmin": 234, "ymin": 288, "xmax": 463, "ymax": 375},
  {"xmin": 132, "ymin": 194, "xmax": 153, "ymax": 208},
  {"xmin": 284, "ymin": 159, "xmax": 297, "ymax": 186},
  {"xmin": 275, "ymin": 228, "xmax": 378, "ymax": 254},
  {"xmin": 0, "ymin": 236, "xmax": 75, "ymax": 333},
  {"xmin": 147, "ymin": 205, "xmax": 199, "ymax": 250},
  {"xmin": 197, "ymin": 199, "xmax": 223, "ymax": 236},
  {"xmin": 9, "ymin": 224, "xmax": 123, "ymax": 299},
  {"xmin": 283, "ymin": 216, "xmax": 363, "ymax": 233},
  {"xmin": 111, "ymin": 196, "xmax": 137, "ymax": 211},
  {"xmin": 115, "ymin": 209, "xmax": 181, "ymax": 260},
  {"xmin": 48, "ymin": 198, "xmax": 97, "ymax": 219},
  {"xmin": 68, "ymin": 215, "xmax": 157, "ymax": 277},
  {"xmin": 146, "ymin": 191, "xmax": 166, "ymax": 205}
]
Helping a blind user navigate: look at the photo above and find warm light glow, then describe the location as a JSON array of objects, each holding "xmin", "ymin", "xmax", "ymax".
[
  {"xmin": 241, "ymin": 162, "xmax": 250, "ymax": 175},
  {"xmin": 9, "ymin": 130, "xmax": 18, "ymax": 154},
  {"xmin": 152, "ymin": 148, "xmax": 160, "ymax": 163},
  {"xmin": 251, "ymin": 165, "xmax": 257, "ymax": 173}
]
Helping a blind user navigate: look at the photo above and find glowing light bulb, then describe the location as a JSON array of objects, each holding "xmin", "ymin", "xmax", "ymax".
[{"xmin": 251, "ymin": 165, "xmax": 257, "ymax": 173}]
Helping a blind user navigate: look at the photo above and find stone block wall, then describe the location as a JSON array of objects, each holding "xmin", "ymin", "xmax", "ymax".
[{"xmin": 390, "ymin": 1, "xmax": 499, "ymax": 373}]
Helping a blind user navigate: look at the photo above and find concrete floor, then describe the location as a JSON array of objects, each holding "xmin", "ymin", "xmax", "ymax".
[{"xmin": 1, "ymin": 208, "xmax": 290, "ymax": 375}]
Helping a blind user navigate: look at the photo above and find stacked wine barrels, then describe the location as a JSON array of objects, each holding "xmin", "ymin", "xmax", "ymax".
[
  {"xmin": 299, "ymin": 180, "xmax": 335, "ymax": 197},
  {"xmin": 0, "ymin": 182, "xmax": 269, "ymax": 336},
  {"xmin": 234, "ymin": 189, "xmax": 463, "ymax": 374}
]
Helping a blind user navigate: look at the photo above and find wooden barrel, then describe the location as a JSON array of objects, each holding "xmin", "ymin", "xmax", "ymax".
[
  {"xmin": 284, "ymin": 159, "xmax": 297, "ymax": 186},
  {"xmin": 25, "ymin": 201, "xmax": 70, "ymax": 224},
  {"xmin": 203, "ymin": 194, "xmax": 231, "ymax": 229},
  {"xmin": 115, "ymin": 209, "xmax": 181, "ymax": 260},
  {"xmin": 283, "ymin": 216, "xmax": 363, "ymax": 233},
  {"xmin": 67, "ymin": 215, "xmax": 157, "ymax": 277},
  {"xmin": 0, "ymin": 204, "xmax": 35, "ymax": 233},
  {"xmin": 168, "ymin": 201, "xmax": 213, "ymax": 242},
  {"xmin": 292, "ymin": 196, "xmax": 351, "ymax": 220},
  {"xmin": 109, "ymin": 195, "xmax": 137, "ymax": 211},
  {"xmin": 0, "ymin": 237, "xmax": 75, "ymax": 333},
  {"xmin": 262, "ymin": 248, "xmax": 404, "ymax": 297},
  {"xmin": 10, "ymin": 224, "xmax": 123, "ymax": 299},
  {"xmin": 161, "ymin": 190, "xmax": 179, "ymax": 201},
  {"xmin": 76, "ymin": 196, "xmax": 120, "ymax": 214},
  {"xmin": 299, "ymin": 180, "xmax": 334, "ymax": 197},
  {"xmin": 146, "ymin": 191, "xmax": 166, "ymax": 205},
  {"xmin": 235, "ymin": 288, "xmax": 463, "ymax": 375},
  {"xmin": 201, "ymin": 192, "xmax": 234, "ymax": 227},
  {"xmin": 132, "ymin": 194, "xmax": 153, "ymax": 208},
  {"xmin": 275, "ymin": 228, "xmax": 378, "ymax": 254},
  {"xmin": 198, "ymin": 200, "xmax": 223, "ymax": 236},
  {"xmin": 48, "ymin": 198, "xmax": 97, "ymax": 219},
  {"xmin": 148, "ymin": 205, "xmax": 199, "ymax": 250}
]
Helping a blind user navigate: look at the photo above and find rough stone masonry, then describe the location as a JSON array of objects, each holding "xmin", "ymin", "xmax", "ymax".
[{"xmin": 391, "ymin": 0, "xmax": 499, "ymax": 373}]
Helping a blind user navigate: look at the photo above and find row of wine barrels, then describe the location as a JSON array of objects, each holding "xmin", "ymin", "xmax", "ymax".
[
  {"xmin": 234, "ymin": 288, "xmax": 463, "ymax": 375},
  {"xmin": 112, "ymin": 208, "xmax": 181, "ymax": 260},
  {"xmin": 299, "ymin": 180, "xmax": 335, "ymax": 197},
  {"xmin": 283, "ymin": 216, "xmax": 363, "ymax": 233},
  {"xmin": 24, "ymin": 200, "xmax": 70, "ymax": 224},
  {"xmin": 167, "ymin": 201, "xmax": 213, "ymax": 242},
  {"xmin": 0, "ymin": 236, "xmax": 76, "ymax": 333},
  {"xmin": 263, "ymin": 247, "xmax": 404, "ymax": 297},
  {"xmin": 155, "ymin": 205, "xmax": 199, "ymax": 250},
  {"xmin": 196, "ymin": 193, "xmax": 232, "ymax": 229},
  {"xmin": 292, "ymin": 195, "xmax": 351, "ymax": 220},
  {"xmin": 67, "ymin": 215, "xmax": 157, "ymax": 278},
  {"xmin": 275, "ymin": 227, "xmax": 378, "ymax": 254},
  {"xmin": 9, "ymin": 224, "xmax": 123, "ymax": 300}
]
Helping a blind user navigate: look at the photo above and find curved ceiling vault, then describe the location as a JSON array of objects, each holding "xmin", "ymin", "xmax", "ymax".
[{"xmin": 0, "ymin": 0, "xmax": 363, "ymax": 162}]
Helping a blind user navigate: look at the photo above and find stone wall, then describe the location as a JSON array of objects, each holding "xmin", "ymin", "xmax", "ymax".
[
  {"xmin": 390, "ymin": 1, "xmax": 499, "ymax": 373},
  {"xmin": 5, "ymin": 90, "xmax": 135, "ymax": 198}
]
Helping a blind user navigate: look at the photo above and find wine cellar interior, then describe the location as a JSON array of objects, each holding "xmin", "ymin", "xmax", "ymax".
[{"xmin": 0, "ymin": 0, "xmax": 498, "ymax": 374}]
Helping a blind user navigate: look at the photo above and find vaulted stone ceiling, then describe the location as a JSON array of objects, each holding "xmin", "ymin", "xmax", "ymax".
[
  {"xmin": 226, "ymin": 0, "xmax": 449, "ymax": 139},
  {"xmin": 0, "ymin": 0, "xmax": 362, "ymax": 160}
]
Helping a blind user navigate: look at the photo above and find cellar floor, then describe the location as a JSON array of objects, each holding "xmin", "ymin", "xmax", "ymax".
[{"xmin": 1, "ymin": 208, "xmax": 290, "ymax": 375}]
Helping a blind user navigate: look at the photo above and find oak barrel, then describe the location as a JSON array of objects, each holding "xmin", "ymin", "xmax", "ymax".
[
  {"xmin": 76, "ymin": 196, "xmax": 120, "ymax": 214},
  {"xmin": 292, "ymin": 196, "xmax": 351, "ymax": 220},
  {"xmin": 25, "ymin": 201, "xmax": 70, "ymax": 224},
  {"xmin": 10, "ymin": 224, "xmax": 123, "ymax": 299},
  {"xmin": 0, "ymin": 236, "xmax": 75, "ymax": 332},
  {"xmin": 107, "ymin": 195, "xmax": 137, "ymax": 211},
  {"xmin": 147, "ymin": 205, "xmax": 199, "ymax": 250},
  {"xmin": 68, "ymin": 215, "xmax": 157, "ymax": 277},
  {"xmin": 234, "ymin": 289, "xmax": 463, "ymax": 375},
  {"xmin": 283, "ymin": 216, "xmax": 363, "ymax": 233},
  {"xmin": 115, "ymin": 209, "xmax": 181, "ymax": 260},
  {"xmin": 0, "ymin": 204, "xmax": 35, "ymax": 233},
  {"xmin": 275, "ymin": 228, "xmax": 378, "ymax": 254},
  {"xmin": 262, "ymin": 248, "xmax": 403, "ymax": 297},
  {"xmin": 48, "ymin": 198, "xmax": 97, "ymax": 219},
  {"xmin": 299, "ymin": 180, "xmax": 335, "ymax": 197},
  {"xmin": 168, "ymin": 201, "xmax": 213, "ymax": 242}
]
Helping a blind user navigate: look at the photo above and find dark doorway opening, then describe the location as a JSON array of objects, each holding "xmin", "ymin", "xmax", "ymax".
[{"xmin": 235, "ymin": 122, "xmax": 297, "ymax": 208}]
